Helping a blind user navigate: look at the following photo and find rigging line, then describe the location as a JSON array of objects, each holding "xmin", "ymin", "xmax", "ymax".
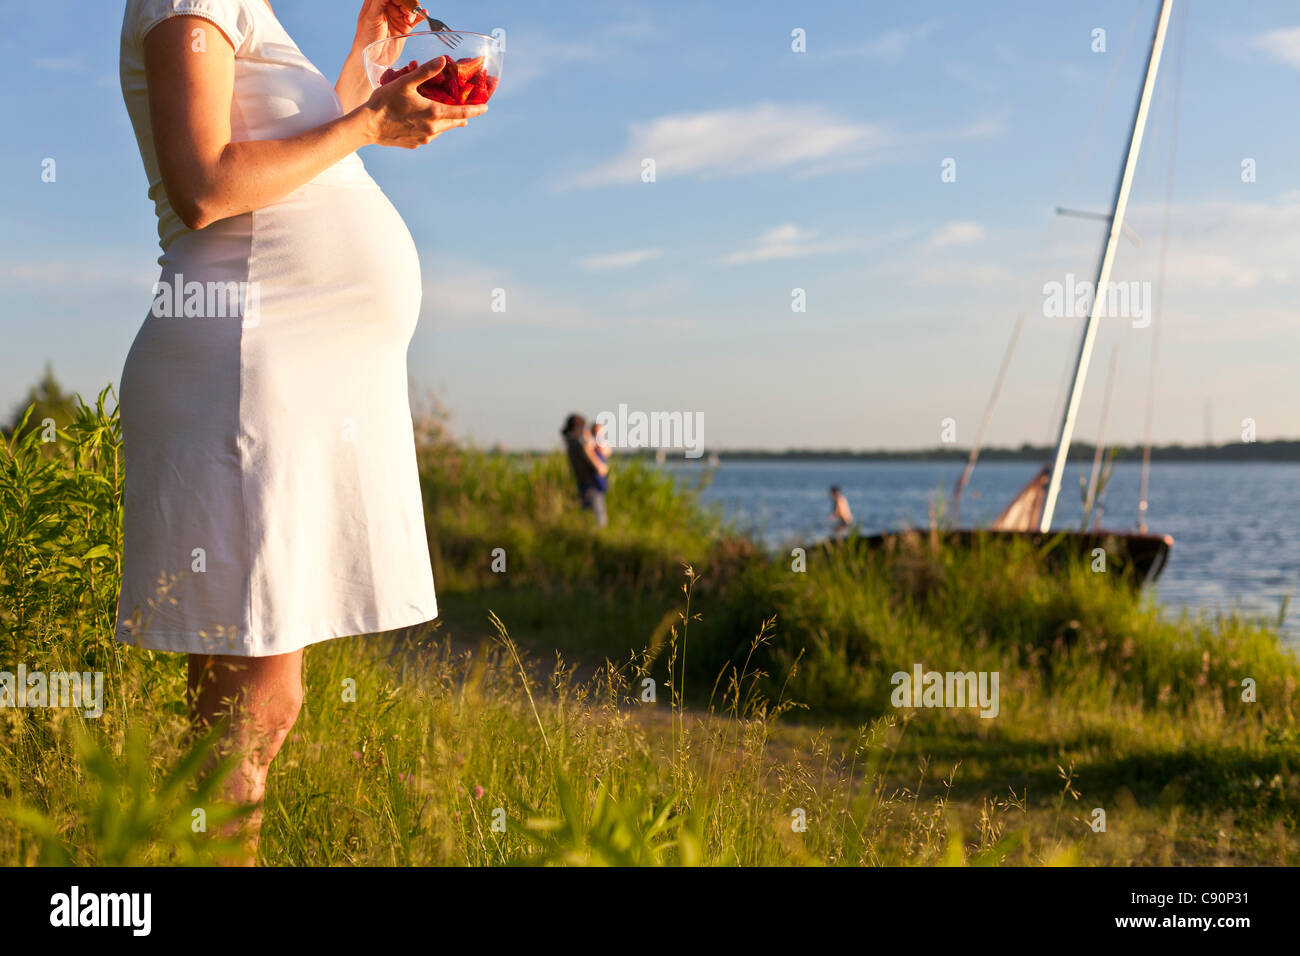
[
  {"xmin": 1083, "ymin": 346, "xmax": 1120, "ymax": 529},
  {"xmin": 952, "ymin": 310, "xmax": 1026, "ymax": 525},
  {"xmin": 1058, "ymin": 3, "xmax": 1147, "ymax": 212},
  {"xmin": 1138, "ymin": 0, "xmax": 1187, "ymax": 532}
]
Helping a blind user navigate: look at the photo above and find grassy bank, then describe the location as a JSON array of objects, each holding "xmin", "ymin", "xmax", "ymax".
[{"xmin": 1, "ymin": 392, "xmax": 1296, "ymax": 864}]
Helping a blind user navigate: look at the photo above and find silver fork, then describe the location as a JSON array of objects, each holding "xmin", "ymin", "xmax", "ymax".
[{"xmin": 411, "ymin": 7, "xmax": 461, "ymax": 50}]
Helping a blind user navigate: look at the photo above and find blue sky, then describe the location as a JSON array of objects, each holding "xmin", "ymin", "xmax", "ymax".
[{"xmin": 2, "ymin": 0, "xmax": 1298, "ymax": 450}]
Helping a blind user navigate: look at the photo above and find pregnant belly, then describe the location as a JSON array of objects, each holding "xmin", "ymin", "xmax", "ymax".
[
  {"xmin": 126, "ymin": 179, "xmax": 423, "ymax": 443},
  {"xmin": 248, "ymin": 182, "xmax": 422, "ymax": 342},
  {"xmin": 127, "ymin": 178, "xmax": 423, "ymax": 430}
]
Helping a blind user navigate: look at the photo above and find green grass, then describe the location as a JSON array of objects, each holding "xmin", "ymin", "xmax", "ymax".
[{"xmin": 1, "ymin": 390, "xmax": 1297, "ymax": 865}]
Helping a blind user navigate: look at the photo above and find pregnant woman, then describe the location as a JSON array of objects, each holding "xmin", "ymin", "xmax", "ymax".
[{"xmin": 116, "ymin": 0, "xmax": 483, "ymax": 861}]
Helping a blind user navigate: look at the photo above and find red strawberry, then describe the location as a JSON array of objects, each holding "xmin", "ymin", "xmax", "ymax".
[
  {"xmin": 385, "ymin": 54, "xmax": 498, "ymax": 105},
  {"xmin": 379, "ymin": 59, "xmax": 419, "ymax": 85},
  {"xmin": 466, "ymin": 71, "xmax": 495, "ymax": 105},
  {"xmin": 455, "ymin": 55, "xmax": 485, "ymax": 83},
  {"xmin": 383, "ymin": 55, "xmax": 478, "ymax": 103}
]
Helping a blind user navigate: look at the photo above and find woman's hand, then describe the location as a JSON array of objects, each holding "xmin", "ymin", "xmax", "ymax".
[
  {"xmin": 352, "ymin": 0, "xmax": 421, "ymax": 56},
  {"xmin": 362, "ymin": 58, "xmax": 487, "ymax": 149},
  {"xmin": 337, "ymin": 0, "xmax": 423, "ymax": 111}
]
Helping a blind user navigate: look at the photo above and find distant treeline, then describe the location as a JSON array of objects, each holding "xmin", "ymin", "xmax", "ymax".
[{"xmin": 602, "ymin": 441, "xmax": 1300, "ymax": 463}]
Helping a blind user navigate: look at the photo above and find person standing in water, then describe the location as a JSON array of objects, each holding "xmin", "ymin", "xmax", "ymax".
[{"xmin": 829, "ymin": 485, "xmax": 854, "ymax": 539}]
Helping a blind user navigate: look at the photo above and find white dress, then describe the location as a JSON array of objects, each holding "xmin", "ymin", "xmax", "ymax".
[{"xmin": 115, "ymin": 0, "xmax": 437, "ymax": 656}]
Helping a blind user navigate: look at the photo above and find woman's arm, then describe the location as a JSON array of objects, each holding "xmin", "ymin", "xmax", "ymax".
[
  {"xmin": 335, "ymin": 47, "xmax": 375, "ymax": 114},
  {"xmin": 336, "ymin": 0, "xmax": 421, "ymax": 112},
  {"xmin": 145, "ymin": 15, "xmax": 483, "ymax": 230}
]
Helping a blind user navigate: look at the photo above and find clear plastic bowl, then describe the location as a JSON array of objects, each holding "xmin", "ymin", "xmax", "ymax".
[{"xmin": 362, "ymin": 31, "xmax": 503, "ymax": 106}]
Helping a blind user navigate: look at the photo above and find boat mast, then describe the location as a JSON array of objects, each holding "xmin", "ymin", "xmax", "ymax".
[{"xmin": 1039, "ymin": 0, "xmax": 1175, "ymax": 533}]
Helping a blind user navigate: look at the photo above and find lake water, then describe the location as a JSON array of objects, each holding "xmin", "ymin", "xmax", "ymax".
[{"xmin": 663, "ymin": 459, "xmax": 1300, "ymax": 642}]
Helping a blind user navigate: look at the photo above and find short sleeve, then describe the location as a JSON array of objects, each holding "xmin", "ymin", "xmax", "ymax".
[{"xmin": 135, "ymin": 0, "xmax": 253, "ymax": 53}]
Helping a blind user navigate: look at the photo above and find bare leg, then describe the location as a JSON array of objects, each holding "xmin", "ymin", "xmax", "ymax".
[{"xmin": 187, "ymin": 649, "xmax": 303, "ymax": 865}]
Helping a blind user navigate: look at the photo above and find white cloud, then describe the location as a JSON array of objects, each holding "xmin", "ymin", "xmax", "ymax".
[
  {"xmin": 1250, "ymin": 26, "xmax": 1300, "ymax": 68},
  {"xmin": 722, "ymin": 224, "xmax": 852, "ymax": 265},
  {"xmin": 564, "ymin": 103, "xmax": 884, "ymax": 188},
  {"xmin": 578, "ymin": 249, "xmax": 662, "ymax": 272},
  {"xmin": 927, "ymin": 221, "xmax": 986, "ymax": 248},
  {"xmin": 564, "ymin": 104, "xmax": 1003, "ymax": 188}
]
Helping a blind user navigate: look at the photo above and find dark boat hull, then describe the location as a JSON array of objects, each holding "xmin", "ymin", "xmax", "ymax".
[{"xmin": 835, "ymin": 529, "xmax": 1174, "ymax": 587}]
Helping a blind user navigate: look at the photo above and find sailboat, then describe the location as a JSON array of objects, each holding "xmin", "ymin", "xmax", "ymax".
[{"xmin": 850, "ymin": 0, "xmax": 1178, "ymax": 586}]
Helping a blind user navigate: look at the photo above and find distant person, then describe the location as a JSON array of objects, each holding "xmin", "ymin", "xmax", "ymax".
[
  {"xmin": 829, "ymin": 485, "xmax": 854, "ymax": 539},
  {"xmin": 561, "ymin": 414, "xmax": 608, "ymax": 527}
]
